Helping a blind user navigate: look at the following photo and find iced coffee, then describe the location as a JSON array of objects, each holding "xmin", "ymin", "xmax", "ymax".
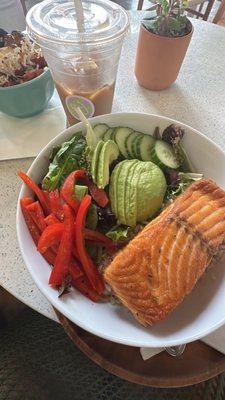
[
  {"xmin": 54, "ymin": 69, "xmax": 116, "ymax": 125},
  {"xmin": 26, "ymin": 0, "xmax": 129, "ymax": 126}
]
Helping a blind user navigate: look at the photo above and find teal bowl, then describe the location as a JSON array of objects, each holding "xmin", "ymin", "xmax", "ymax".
[{"xmin": 0, "ymin": 68, "xmax": 55, "ymax": 118}]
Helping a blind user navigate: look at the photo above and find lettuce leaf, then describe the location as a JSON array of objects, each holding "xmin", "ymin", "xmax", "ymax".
[
  {"xmin": 106, "ymin": 224, "xmax": 144, "ymax": 243},
  {"xmin": 106, "ymin": 225, "xmax": 130, "ymax": 242},
  {"xmin": 42, "ymin": 132, "xmax": 87, "ymax": 191},
  {"xmin": 164, "ymin": 172, "xmax": 203, "ymax": 203}
]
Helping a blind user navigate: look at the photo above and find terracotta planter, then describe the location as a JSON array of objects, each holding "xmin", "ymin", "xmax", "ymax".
[{"xmin": 135, "ymin": 23, "xmax": 193, "ymax": 91}]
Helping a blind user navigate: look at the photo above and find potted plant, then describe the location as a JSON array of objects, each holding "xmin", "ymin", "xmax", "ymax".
[{"xmin": 135, "ymin": 0, "xmax": 193, "ymax": 90}]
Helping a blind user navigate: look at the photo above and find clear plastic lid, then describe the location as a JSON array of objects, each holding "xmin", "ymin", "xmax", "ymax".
[{"xmin": 26, "ymin": 0, "xmax": 130, "ymax": 51}]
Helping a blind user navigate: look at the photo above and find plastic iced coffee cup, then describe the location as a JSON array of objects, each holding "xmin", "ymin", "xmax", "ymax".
[{"xmin": 26, "ymin": 0, "xmax": 129, "ymax": 126}]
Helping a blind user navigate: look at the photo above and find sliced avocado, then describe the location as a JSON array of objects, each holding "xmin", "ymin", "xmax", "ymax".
[
  {"xmin": 116, "ymin": 160, "xmax": 137, "ymax": 225},
  {"xmin": 91, "ymin": 140, "xmax": 104, "ymax": 184},
  {"xmin": 109, "ymin": 161, "xmax": 123, "ymax": 217},
  {"xmin": 109, "ymin": 159, "xmax": 167, "ymax": 228},
  {"xmin": 74, "ymin": 185, "xmax": 88, "ymax": 201},
  {"xmin": 97, "ymin": 140, "xmax": 119, "ymax": 189},
  {"xmin": 124, "ymin": 161, "xmax": 143, "ymax": 227},
  {"xmin": 136, "ymin": 161, "xmax": 166, "ymax": 221}
]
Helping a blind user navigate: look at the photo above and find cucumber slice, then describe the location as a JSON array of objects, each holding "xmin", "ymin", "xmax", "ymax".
[
  {"xmin": 93, "ymin": 123, "xmax": 109, "ymax": 139},
  {"xmin": 109, "ymin": 128, "xmax": 116, "ymax": 141},
  {"xmin": 135, "ymin": 135, "xmax": 144, "ymax": 159},
  {"xmin": 103, "ymin": 128, "xmax": 114, "ymax": 141},
  {"xmin": 125, "ymin": 133, "xmax": 134, "ymax": 158},
  {"xmin": 151, "ymin": 140, "xmax": 180, "ymax": 169},
  {"xmin": 126, "ymin": 132, "xmax": 138, "ymax": 158},
  {"xmin": 131, "ymin": 132, "xmax": 143, "ymax": 159},
  {"xmin": 114, "ymin": 127, "xmax": 133, "ymax": 158},
  {"xmin": 139, "ymin": 135, "xmax": 155, "ymax": 161}
]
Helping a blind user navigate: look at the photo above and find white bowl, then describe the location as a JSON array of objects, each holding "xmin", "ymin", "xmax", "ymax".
[{"xmin": 17, "ymin": 113, "xmax": 225, "ymax": 348}]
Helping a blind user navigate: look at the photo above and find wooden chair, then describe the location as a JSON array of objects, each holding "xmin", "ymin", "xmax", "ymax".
[
  {"xmin": 213, "ymin": 0, "xmax": 225, "ymax": 23},
  {"xmin": 137, "ymin": 0, "xmax": 216, "ymax": 20}
]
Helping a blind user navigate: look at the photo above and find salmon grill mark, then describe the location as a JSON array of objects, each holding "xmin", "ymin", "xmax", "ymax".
[{"xmin": 174, "ymin": 216, "xmax": 217, "ymax": 257}]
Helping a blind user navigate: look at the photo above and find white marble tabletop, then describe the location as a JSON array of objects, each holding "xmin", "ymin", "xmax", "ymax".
[{"xmin": 1, "ymin": 13, "xmax": 225, "ymax": 322}]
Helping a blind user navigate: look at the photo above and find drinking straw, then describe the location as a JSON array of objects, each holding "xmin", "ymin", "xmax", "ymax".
[
  {"xmin": 75, "ymin": 107, "xmax": 98, "ymax": 148},
  {"xmin": 73, "ymin": 0, "xmax": 85, "ymax": 33},
  {"xmin": 73, "ymin": 1, "xmax": 98, "ymax": 72}
]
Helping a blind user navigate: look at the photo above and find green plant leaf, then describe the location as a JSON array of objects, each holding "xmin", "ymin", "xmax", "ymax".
[
  {"xmin": 143, "ymin": 19, "xmax": 158, "ymax": 33},
  {"xmin": 143, "ymin": 0, "xmax": 190, "ymax": 37},
  {"xmin": 168, "ymin": 16, "xmax": 181, "ymax": 30}
]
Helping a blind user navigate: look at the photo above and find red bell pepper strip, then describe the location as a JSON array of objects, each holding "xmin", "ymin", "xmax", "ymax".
[
  {"xmin": 38, "ymin": 223, "xmax": 64, "ymax": 253},
  {"xmin": 41, "ymin": 219, "xmax": 79, "ymax": 260},
  {"xmin": 61, "ymin": 169, "xmax": 86, "ymax": 212},
  {"xmin": 44, "ymin": 214, "xmax": 60, "ymax": 226},
  {"xmin": 42, "ymin": 248, "xmax": 56, "ymax": 265},
  {"xmin": 42, "ymin": 190, "xmax": 50, "ymax": 210},
  {"xmin": 49, "ymin": 189, "xmax": 64, "ymax": 221},
  {"xmin": 85, "ymin": 229, "xmax": 113, "ymax": 247},
  {"xmin": 20, "ymin": 198, "xmax": 55, "ymax": 265},
  {"xmin": 83, "ymin": 175, "xmax": 109, "ymax": 207},
  {"xmin": 49, "ymin": 204, "xmax": 74, "ymax": 286},
  {"xmin": 20, "ymin": 198, "xmax": 41, "ymax": 245},
  {"xmin": 75, "ymin": 195, "xmax": 104, "ymax": 295},
  {"xmin": 26, "ymin": 201, "xmax": 47, "ymax": 232},
  {"xmin": 72, "ymin": 245, "xmax": 79, "ymax": 260},
  {"xmin": 41, "ymin": 222, "xmax": 112, "ymax": 249},
  {"xmin": 68, "ymin": 259, "xmax": 83, "ymax": 281},
  {"xmin": 71, "ymin": 275, "xmax": 101, "ymax": 302},
  {"xmin": 18, "ymin": 171, "xmax": 50, "ymax": 215},
  {"xmin": 20, "ymin": 197, "xmax": 33, "ymax": 207},
  {"xmin": 61, "ymin": 169, "xmax": 109, "ymax": 210}
]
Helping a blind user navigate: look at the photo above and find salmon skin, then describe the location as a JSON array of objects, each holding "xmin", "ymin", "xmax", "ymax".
[{"xmin": 104, "ymin": 179, "xmax": 225, "ymax": 326}]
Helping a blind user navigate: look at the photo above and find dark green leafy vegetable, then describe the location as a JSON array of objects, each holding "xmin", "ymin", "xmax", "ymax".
[
  {"xmin": 164, "ymin": 172, "xmax": 203, "ymax": 203},
  {"xmin": 164, "ymin": 168, "xmax": 180, "ymax": 186},
  {"xmin": 162, "ymin": 124, "xmax": 194, "ymax": 172},
  {"xmin": 96, "ymin": 205, "xmax": 117, "ymax": 232},
  {"xmin": 86, "ymin": 243, "xmax": 103, "ymax": 266},
  {"xmin": 106, "ymin": 225, "xmax": 130, "ymax": 242},
  {"xmin": 79, "ymin": 146, "xmax": 93, "ymax": 175},
  {"xmin": 49, "ymin": 145, "xmax": 61, "ymax": 162},
  {"xmin": 106, "ymin": 224, "xmax": 143, "ymax": 243},
  {"xmin": 86, "ymin": 203, "xmax": 98, "ymax": 230},
  {"xmin": 162, "ymin": 124, "xmax": 184, "ymax": 144},
  {"xmin": 42, "ymin": 132, "xmax": 87, "ymax": 191}
]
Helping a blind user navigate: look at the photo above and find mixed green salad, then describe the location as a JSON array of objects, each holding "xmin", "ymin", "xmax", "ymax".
[
  {"xmin": 42, "ymin": 122, "xmax": 202, "ymax": 242},
  {"xmin": 19, "ymin": 121, "xmax": 203, "ymax": 301}
]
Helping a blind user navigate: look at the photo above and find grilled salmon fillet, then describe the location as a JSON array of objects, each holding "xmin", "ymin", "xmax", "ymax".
[{"xmin": 104, "ymin": 179, "xmax": 225, "ymax": 326}]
